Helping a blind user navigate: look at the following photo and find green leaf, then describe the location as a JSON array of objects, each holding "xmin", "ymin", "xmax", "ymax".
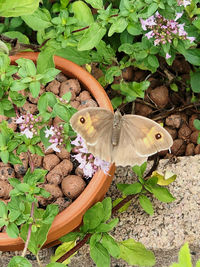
[
  {"xmin": 0, "ymin": 0, "xmax": 40, "ymax": 17},
  {"xmin": 84, "ymin": 0, "xmax": 103, "ymax": 9},
  {"xmin": 95, "ymin": 218, "xmax": 119, "ymax": 233},
  {"xmin": 139, "ymin": 195, "xmax": 154, "ymax": 215},
  {"xmin": 0, "ymin": 40, "xmax": 9, "ymax": 54},
  {"xmin": 10, "ymin": 81, "xmax": 27, "ymax": 92},
  {"xmin": 151, "ymin": 185, "xmax": 176, "ymax": 203},
  {"xmin": 78, "ymin": 22, "xmax": 106, "ymax": 51},
  {"xmin": 0, "ymin": 150, "xmax": 9, "ymax": 163},
  {"xmin": 83, "ymin": 202, "xmax": 104, "ymax": 232},
  {"xmin": 3, "ymin": 31, "xmax": 30, "ymax": 44},
  {"xmin": 6, "ymin": 222, "xmax": 19, "ymax": 238},
  {"xmin": 21, "ymin": 8, "xmax": 52, "ymax": 31},
  {"xmin": 51, "ymin": 241, "xmax": 76, "ymax": 265},
  {"xmin": 16, "ymin": 144, "xmax": 28, "ymax": 154},
  {"xmin": 40, "ymin": 68, "xmax": 60, "ymax": 84},
  {"xmin": 36, "ymin": 47, "xmax": 55, "ymax": 74},
  {"xmin": 20, "ymin": 204, "xmax": 58, "ymax": 255},
  {"xmin": 101, "ymin": 197, "xmax": 112, "ymax": 222},
  {"xmin": 127, "ymin": 22, "xmax": 142, "ymax": 36},
  {"xmin": 152, "ymin": 171, "xmax": 177, "ymax": 186},
  {"xmin": 147, "ymin": 54, "xmax": 159, "ymax": 68},
  {"xmin": 56, "ymin": 47, "xmax": 91, "ymax": 65},
  {"xmin": 59, "ymin": 231, "xmax": 81, "ymax": 242},
  {"xmin": 108, "ymin": 17, "xmax": 128, "ymax": 37},
  {"xmin": 111, "ymin": 96, "xmax": 123, "ymax": 109},
  {"xmin": 9, "ymin": 153, "xmax": 22, "ymax": 165},
  {"xmin": 9, "ymin": 91, "xmax": 26, "ymax": 107},
  {"xmin": 132, "ymin": 162, "xmax": 147, "ymax": 179},
  {"xmin": 29, "ymin": 81, "xmax": 40, "ymax": 98},
  {"xmin": 0, "ymin": 201, "xmax": 7, "ymax": 217},
  {"xmin": 194, "ymin": 119, "xmax": 200, "ymax": 130},
  {"xmin": 90, "ymin": 233, "xmax": 102, "ymax": 247},
  {"xmin": 71, "ymin": 1, "xmax": 94, "ymax": 26},
  {"xmin": 90, "ymin": 242, "xmax": 110, "ymax": 267},
  {"xmin": 118, "ymin": 239, "xmax": 155, "ymax": 266},
  {"xmin": 46, "ymin": 263, "xmax": 67, "ymax": 267},
  {"xmin": 105, "ymin": 66, "xmax": 121, "ymax": 84},
  {"xmin": 53, "ymin": 103, "xmax": 71, "ymax": 122},
  {"xmin": 7, "ymin": 256, "xmax": 32, "ymax": 267},
  {"xmin": 190, "ymin": 71, "xmax": 200, "ymax": 93},
  {"xmin": 183, "ymin": 49, "xmax": 200, "ymax": 66},
  {"xmin": 118, "ymin": 182, "xmax": 142, "ymax": 196},
  {"xmin": 169, "ymin": 243, "xmax": 192, "ymax": 267},
  {"xmin": 101, "ymin": 233, "xmax": 120, "ymax": 258}
]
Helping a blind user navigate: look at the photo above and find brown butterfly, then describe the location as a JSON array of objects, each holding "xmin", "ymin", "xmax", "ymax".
[{"xmin": 70, "ymin": 107, "xmax": 173, "ymax": 167}]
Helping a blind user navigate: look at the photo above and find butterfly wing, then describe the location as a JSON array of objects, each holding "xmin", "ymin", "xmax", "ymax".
[
  {"xmin": 120, "ymin": 115, "xmax": 173, "ymax": 157},
  {"xmin": 70, "ymin": 107, "xmax": 114, "ymax": 162},
  {"xmin": 111, "ymin": 123, "xmax": 148, "ymax": 167}
]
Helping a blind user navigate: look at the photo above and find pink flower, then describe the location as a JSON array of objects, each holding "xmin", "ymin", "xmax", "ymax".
[
  {"xmin": 46, "ymin": 143, "xmax": 61, "ymax": 153},
  {"xmin": 71, "ymin": 135, "xmax": 110, "ymax": 178},
  {"xmin": 175, "ymin": 12, "xmax": 183, "ymax": 21},
  {"xmin": 21, "ymin": 128, "xmax": 33, "ymax": 139},
  {"xmin": 187, "ymin": 36, "xmax": 195, "ymax": 43},
  {"xmin": 44, "ymin": 126, "xmax": 55, "ymax": 138},
  {"xmin": 15, "ymin": 116, "xmax": 24, "ymax": 124},
  {"xmin": 166, "ymin": 53, "xmax": 171, "ymax": 59}
]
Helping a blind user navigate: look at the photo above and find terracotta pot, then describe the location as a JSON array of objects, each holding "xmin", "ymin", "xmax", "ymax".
[{"xmin": 0, "ymin": 52, "xmax": 115, "ymax": 251}]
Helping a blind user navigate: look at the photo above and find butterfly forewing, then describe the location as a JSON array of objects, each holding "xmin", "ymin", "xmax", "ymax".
[
  {"xmin": 70, "ymin": 107, "xmax": 114, "ymax": 162},
  {"xmin": 121, "ymin": 115, "xmax": 173, "ymax": 157}
]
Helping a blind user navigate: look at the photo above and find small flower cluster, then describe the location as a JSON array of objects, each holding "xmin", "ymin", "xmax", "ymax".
[
  {"xmin": 140, "ymin": 12, "xmax": 195, "ymax": 58},
  {"xmin": 177, "ymin": 0, "xmax": 191, "ymax": 7},
  {"xmin": 71, "ymin": 135, "xmax": 110, "ymax": 178},
  {"xmin": 44, "ymin": 125, "xmax": 64, "ymax": 152},
  {"xmin": 16, "ymin": 113, "xmax": 41, "ymax": 139}
]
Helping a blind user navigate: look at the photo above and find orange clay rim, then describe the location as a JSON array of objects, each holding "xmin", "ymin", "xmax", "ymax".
[{"xmin": 0, "ymin": 52, "xmax": 115, "ymax": 251}]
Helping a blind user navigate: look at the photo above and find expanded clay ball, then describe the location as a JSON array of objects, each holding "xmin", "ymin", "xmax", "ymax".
[
  {"xmin": 61, "ymin": 175, "xmax": 86, "ymax": 199},
  {"xmin": 46, "ymin": 80, "xmax": 60, "ymax": 95},
  {"xmin": 43, "ymin": 154, "xmax": 60, "ymax": 171},
  {"xmin": 56, "ymin": 146, "xmax": 70, "ymax": 160},
  {"xmin": 46, "ymin": 159, "xmax": 73, "ymax": 185},
  {"xmin": 178, "ymin": 124, "xmax": 192, "ymax": 140},
  {"xmin": 0, "ymin": 166, "xmax": 15, "ymax": 180},
  {"xmin": 43, "ymin": 184, "xmax": 63, "ymax": 199},
  {"xmin": 77, "ymin": 91, "xmax": 91, "ymax": 102},
  {"xmin": 171, "ymin": 139, "xmax": 186, "ymax": 156},
  {"xmin": 150, "ymin": 86, "xmax": 169, "ymax": 108},
  {"xmin": 185, "ymin": 143, "xmax": 195, "ymax": 156},
  {"xmin": 0, "ymin": 181, "xmax": 12, "ymax": 199},
  {"xmin": 60, "ymin": 79, "xmax": 81, "ymax": 97},
  {"xmin": 53, "ymin": 197, "xmax": 72, "ymax": 212},
  {"xmin": 190, "ymin": 131, "xmax": 199, "ymax": 144}
]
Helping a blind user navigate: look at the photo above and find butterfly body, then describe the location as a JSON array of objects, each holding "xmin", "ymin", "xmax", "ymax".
[
  {"xmin": 112, "ymin": 110, "xmax": 122, "ymax": 146},
  {"xmin": 70, "ymin": 107, "xmax": 173, "ymax": 167}
]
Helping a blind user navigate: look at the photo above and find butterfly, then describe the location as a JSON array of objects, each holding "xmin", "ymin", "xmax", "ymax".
[{"xmin": 70, "ymin": 107, "xmax": 173, "ymax": 166}]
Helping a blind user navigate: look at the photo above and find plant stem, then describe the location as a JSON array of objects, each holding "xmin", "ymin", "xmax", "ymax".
[
  {"xmin": 57, "ymin": 233, "xmax": 92, "ymax": 263},
  {"xmin": 21, "ymin": 202, "xmax": 35, "ymax": 257},
  {"xmin": 56, "ymin": 156, "xmax": 159, "ymax": 263},
  {"xmin": 36, "ymin": 254, "xmax": 43, "ymax": 267},
  {"xmin": 21, "ymin": 151, "xmax": 35, "ymax": 257}
]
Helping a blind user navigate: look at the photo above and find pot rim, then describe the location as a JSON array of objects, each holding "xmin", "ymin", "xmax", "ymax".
[{"xmin": 0, "ymin": 52, "xmax": 115, "ymax": 251}]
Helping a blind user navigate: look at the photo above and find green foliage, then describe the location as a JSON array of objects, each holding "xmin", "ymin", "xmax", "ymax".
[
  {"xmin": 116, "ymin": 162, "xmax": 175, "ymax": 215},
  {"xmin": 0, "ymin": 0, "xmax": 40, "ymax": 17},
  {"xmin": 118, "ymin": 239, "xmax": 155, "ymax": 266},
  {"xmin": 169, "ymin": 242, "xmax": 200, "ymax": 267},
  {"xmin": 0, "ymin": 121, "xmax": 22, "ymax": 164},
  {"xmin": 7, "ymin": 256, "xmax": 32, "ymax": 267},
  {"xmin": 10, "ymin": 58, "xmax": 60, "ymax": 98}
]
